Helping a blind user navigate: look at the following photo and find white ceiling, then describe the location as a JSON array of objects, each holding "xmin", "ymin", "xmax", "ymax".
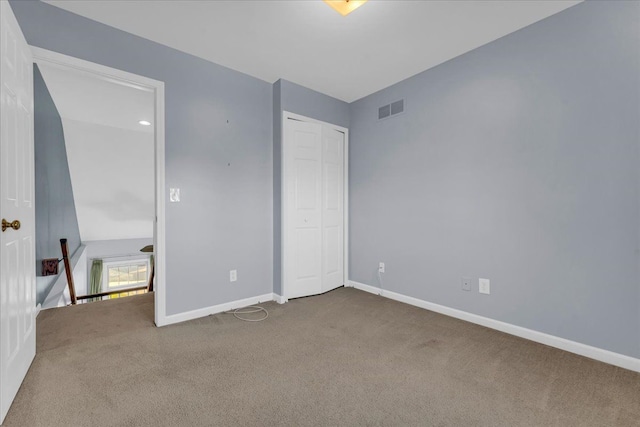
[
  {"xmin": 37, "ymin": 63, "xmax": 155, "ymax": 242},
  {"xmin": 44, "ymin": 0, "xmax": 581, "ymax": 102},
  {"xmin": 36, "ymin": 63, "xmax": 154, "ymax": 133}
]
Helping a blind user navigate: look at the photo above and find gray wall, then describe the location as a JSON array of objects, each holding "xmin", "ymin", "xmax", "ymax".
[
  {"xmin": 280, "ymin": 79, "xmax": 350, "ymax": 130},
  {"xmin": 11, "ymin": 1, "xmax": 273, "ymax": 316},
  {"xmin": 33, "ymin": 64, "xmax": 81, "ymax": 304},
  {"xmin": 349, "ymin": 1, "xmax": 640, "ymax": 358},
  {"xmin": 272, "ymin": 79, "xmax": 350, "ymax": 295}
]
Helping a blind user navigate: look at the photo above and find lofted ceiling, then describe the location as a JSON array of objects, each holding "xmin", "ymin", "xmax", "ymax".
[{"xmin": 43, "ymin": 0, "xmax": 581, "ymax": 102}]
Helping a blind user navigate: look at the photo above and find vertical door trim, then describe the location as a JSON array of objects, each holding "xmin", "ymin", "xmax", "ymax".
[
  {"xmin": 29, "ymin": 47, "xmax": 168, "ymax": 327},
  {"xmin": 281, "ymin": 111, "xmax": 349, "ymax": 301}
]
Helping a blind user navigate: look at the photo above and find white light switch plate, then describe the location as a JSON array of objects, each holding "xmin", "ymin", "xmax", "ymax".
[
  {"xmin": 169, "ymin": 188, "xmax": 180, "ymax": 202},
  {"xmin": 479, "ymin": 278, "xmax": 490, "ymax": 295},
  {"xmin": 230, "ymin": 269, "xmax": 237, "ymax": 282}
]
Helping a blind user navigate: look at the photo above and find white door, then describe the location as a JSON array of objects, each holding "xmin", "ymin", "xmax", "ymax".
[
  {"xmin": 0, "ymin": 0, "xmax": 36, "ymax": 423},
  {"xmin": 283, "ymin": 115, "xmax": 345, "ymax": 299},
  {"xmin": 321, "ymin": 128, "xmax": 344, "ymax": 293},
  {"xmin": 284, "ymin": 119, "xmax": 323, "ymax": 299}
]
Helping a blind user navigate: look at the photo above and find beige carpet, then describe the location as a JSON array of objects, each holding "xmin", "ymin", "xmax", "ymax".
[{"xmin": 3, "ymin": 287, "xmax": 639, "ymax": 426}]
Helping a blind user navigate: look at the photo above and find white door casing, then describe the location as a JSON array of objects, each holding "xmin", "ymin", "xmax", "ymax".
[
  {"xmin": 29, "ymin": 47, "xmax": 167, "ymax": 327},
  {"xmin": 282, "ymin": 112, "xmax": 348, "ymax": 300},
  {"xmin": 0, "ymin": 0, "xmax": 36, "ymax": 423}
]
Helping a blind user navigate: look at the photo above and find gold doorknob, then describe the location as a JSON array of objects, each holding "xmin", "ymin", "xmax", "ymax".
[{"xmin": 1, "ymin": 219, "xmax": 20, "ymax": 232}]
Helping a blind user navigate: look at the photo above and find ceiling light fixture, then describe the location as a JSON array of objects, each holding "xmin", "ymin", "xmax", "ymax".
[
  {"xmin": 323, "ymin": 0, "xmax": 368, "ymax": 16},
  {"xmin": 138, "ymin": 120, "xmax": 151, "ymax": 126}
]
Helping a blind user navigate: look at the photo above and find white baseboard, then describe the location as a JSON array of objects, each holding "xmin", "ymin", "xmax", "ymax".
[
  {"xmin": 349, "ymin": 280, "xmax": 640, "ymax": 373},
  {"xmin": 273, "ymin": 293, "xmax": 288, "ymax": 304},
  {"xmin": 158, "ymin": 293, "xmax": 275, "ymax": 326}
]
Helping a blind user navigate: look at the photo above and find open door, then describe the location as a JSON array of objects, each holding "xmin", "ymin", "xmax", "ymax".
[{"xmin": 0, "ymin": 0, "xmax": 36, "ymax": 423}]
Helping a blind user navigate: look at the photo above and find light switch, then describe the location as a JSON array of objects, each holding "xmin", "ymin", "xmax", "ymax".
[
  {"xmin": 169, "ymin": 188, "xmax": 180, "ymax": 202},
  {"xmin": 479, "ymin": 278, "xmax": 490, "ymax": 295}
]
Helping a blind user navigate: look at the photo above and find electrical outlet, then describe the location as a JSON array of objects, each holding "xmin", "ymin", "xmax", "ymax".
[
  {"xmin": 461, "ymin": 277, "xmax": 471, "ymax": 291},
  {"xmin": 230, "ymin": 269, "xmax": 237, "ymax": 282},
  {"xmin": 378, "ymin": 262, "xmax": 385, "ymax": 273},
  {"xmin": 479, "ymin": 278, "xmax": 490, "ymax": 295}
]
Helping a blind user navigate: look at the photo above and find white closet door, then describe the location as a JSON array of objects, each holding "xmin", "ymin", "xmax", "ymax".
[
  {"xmin": 321, "ymin": 127, "xmax": 344, "ymax": 293},
  {"xmin": 284, "ymin": 119, "xmax": 323, "ymax": 299}
]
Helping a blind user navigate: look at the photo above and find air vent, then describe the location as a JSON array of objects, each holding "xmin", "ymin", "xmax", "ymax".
[
  {"xmin": 390, "ymin": 99, "xmax": 404, "ymax": 115},
  {"xmin": 378, "ymin": 105, "xmax": 391, "ymax": 120},
  {"xmin": 378, "ymin": 99, "xmax": 404, "ymax": 120}
]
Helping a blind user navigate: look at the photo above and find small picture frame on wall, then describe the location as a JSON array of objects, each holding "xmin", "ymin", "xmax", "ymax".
[{"xmin": 42, "ymin": 258, "xmax": 59, "ymax": 276}]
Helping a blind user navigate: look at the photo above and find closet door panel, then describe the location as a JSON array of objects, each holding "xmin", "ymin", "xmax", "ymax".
[
  {"xmin": 285, "ymin": 120, "xmax": 323, "ymax": 299},
  {"xmin": 321, "ymin": 127, "xmax": 344, "ymax": 292}
]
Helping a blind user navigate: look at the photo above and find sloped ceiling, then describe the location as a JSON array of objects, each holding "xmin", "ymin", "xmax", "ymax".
[
  {"xmin": 37, "ymin": 63, "xmax": 155, "ymax": 242},
  {"xmin": 44, "ymin": 0, "xmax": 581, "ymax": 102}
]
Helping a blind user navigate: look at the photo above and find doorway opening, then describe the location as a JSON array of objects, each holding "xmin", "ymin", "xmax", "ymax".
[{"xmin": 31, "ymin": 48, "xmax": 166, "ymax": 325}]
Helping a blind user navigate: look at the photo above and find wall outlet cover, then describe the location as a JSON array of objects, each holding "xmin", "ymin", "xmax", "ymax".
[
  {"xmin": 378, "ymin": 262, "xmax": 385, "ymax": 273},
  {"xmin": 461, "ymin": 277, "xmax": 471, "ymax": 291},
  {"xmin": 230, "ymin": 269, "xmax": 237, "ymax": 282},
  {"xmin": 479, "ymin": 278, "xmax": 490, "ymax": 295}
]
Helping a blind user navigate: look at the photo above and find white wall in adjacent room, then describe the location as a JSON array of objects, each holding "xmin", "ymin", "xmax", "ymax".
[{"xmin": 63, "ymin": 119, "xmax": 154, "ymax": 241}]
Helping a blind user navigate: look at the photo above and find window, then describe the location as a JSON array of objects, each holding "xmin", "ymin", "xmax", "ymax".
[
  {"xmin": 107, "ymin": 263, "xmax": 148, "ymax": 289},
  {"xmin": 102, "ymin": 258, "xmax": 150, "ymax": 299}
]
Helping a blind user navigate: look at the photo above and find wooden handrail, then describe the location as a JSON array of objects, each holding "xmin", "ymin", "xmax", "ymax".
[
  {"xmin": 76, "ymin": 285, "xmax": 148, "ymax": 301},
  {"xmin": 60, "ymin": 239, "xmax": 77, "ymax": 305}
]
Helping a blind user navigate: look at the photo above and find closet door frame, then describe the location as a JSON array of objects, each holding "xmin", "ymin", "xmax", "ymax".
[{"xmin": 281, "ymin": 111, "xmax": 349, "ymax": 301}]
